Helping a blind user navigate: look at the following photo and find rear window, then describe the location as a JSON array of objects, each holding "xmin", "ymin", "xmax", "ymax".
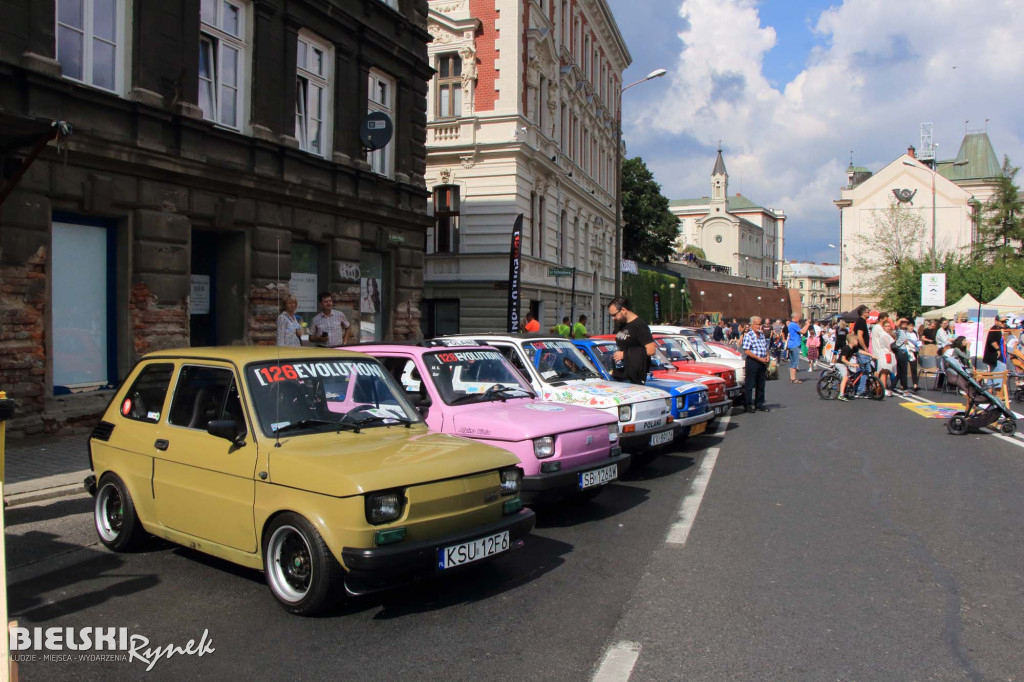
[{"xmin": 119, "ymin": 363, "xmax": 174, "ymax": 423}]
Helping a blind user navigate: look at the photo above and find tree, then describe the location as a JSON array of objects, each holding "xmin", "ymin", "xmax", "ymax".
[
  {"xmin": 978, "ymin": 155, "xmax": 1023, "ymax": 261},
  {"xmin": 621, "ymin": 157, "xmax": 678, "ymax": 264},
  {"xmin": 681, "ymin": 245, "xmax": 706, "ymax": 259},
  {"xmin": 851, "ymin": 198, "xmax": 927, "ymax": 310}
]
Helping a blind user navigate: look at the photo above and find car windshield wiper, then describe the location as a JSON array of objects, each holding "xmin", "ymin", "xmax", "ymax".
[
  {"xmin": 338, "ymin": 412, "xmax": 412, "ymax": 431},
  {"xmin": 272, "ymin": 418, "xmax": 339, "ymax": 435}
]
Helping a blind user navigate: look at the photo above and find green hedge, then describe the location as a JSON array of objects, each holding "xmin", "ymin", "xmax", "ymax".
[{"xmin": 623, "ymin": 269, "xmax": 689, "ymax": 323}]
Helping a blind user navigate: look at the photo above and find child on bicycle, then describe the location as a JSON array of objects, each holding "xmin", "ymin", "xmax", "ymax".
[{"xmin": 838, "ymin": 334, "xmax": 873, "ymax": 402}]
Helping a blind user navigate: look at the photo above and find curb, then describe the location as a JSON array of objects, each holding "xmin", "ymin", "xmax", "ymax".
[
  {"xmin": 3, "ymin": 469, "xmax": 92, "ymax": 508},
  {"xmin": 4, "ymin": 483, "xmax": 90, "ymax": 508}
]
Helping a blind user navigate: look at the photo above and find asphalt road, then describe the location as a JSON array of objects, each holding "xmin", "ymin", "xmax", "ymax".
[{"xmin": 5, "ymin": 378, "xmax": 1024, "ymax": 681}]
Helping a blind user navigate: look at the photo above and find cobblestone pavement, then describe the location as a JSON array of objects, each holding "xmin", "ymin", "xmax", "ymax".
[{"xmin": 3, "ymin": 433, "xmax": 90, "ymax": 485}]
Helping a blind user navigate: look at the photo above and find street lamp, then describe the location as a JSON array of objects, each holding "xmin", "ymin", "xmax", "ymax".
[
  {"xmin": 614, "ymin": 68, "xmax": 668, "ymax": 298},
  {"xmin": 727, "ymin": 292, "xmax": 733, "ymax": 317},
  {"xmin": 669, "ymin": 282, "xmax": 677, "ymax": 323}
]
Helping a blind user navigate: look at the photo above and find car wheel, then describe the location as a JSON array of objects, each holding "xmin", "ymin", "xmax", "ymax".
[
  {"xmin": 999, "ymin": 420, "xmax": 1016, "ymax": 436},
  {"xmin": 947, "ymin": 414, "xmax": 969, "ymax": 436},
  {"xmin": 94, "ymin": 473, "xmax": 147, "ymax": 552},
  {"xmin": 816, "ymin": 376, "xmax": 839, "ymax": 400},
  {"xmin": 263, "ymin": 513, "xmax": 342, "ymax": 616}
]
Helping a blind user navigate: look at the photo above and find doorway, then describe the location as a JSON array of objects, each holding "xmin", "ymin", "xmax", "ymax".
[{"xmin": 190, "ymin": 230, "xmax": 246, "ymax": 346}]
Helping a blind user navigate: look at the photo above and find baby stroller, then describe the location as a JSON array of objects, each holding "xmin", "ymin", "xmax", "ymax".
[{"xmin": 944, "ymin": 358, "xmax": 1017, "ymax": 436}]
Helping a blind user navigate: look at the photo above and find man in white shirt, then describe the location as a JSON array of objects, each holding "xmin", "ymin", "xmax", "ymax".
[{"xmin": 310, "ymin": 292, "xmax": 351, "ymax": 346}]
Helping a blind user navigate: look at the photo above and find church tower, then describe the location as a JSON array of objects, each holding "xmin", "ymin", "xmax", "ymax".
[{"xmin": 711, "ymin": 146, "xmax": 728, "ymax": 205}]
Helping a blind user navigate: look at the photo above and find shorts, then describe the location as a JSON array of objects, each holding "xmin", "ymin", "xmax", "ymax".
[
  {"xmin": 787, "ymin": 348, "xmax": 800, "ymax": 369},
  {"xmin": 836, "ymin": 364, "xmax": 849, "ymax": 379}
]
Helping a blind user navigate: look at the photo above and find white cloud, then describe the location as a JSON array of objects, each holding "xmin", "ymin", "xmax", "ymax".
[{"xmin": 627, "ymin": 0, "xmax": 1024, "ymax": 254}]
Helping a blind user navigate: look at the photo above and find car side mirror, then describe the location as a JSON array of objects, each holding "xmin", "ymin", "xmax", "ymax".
[
  {"xmin": 208, "ymin": 419, "xmax": 246, "ymax": 447},
  {"xmin": 416, "ymin": 404, "xmax": 429, "ymax": 418}
]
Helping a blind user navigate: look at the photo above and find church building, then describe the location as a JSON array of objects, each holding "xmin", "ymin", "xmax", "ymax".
[{"xmin": 668, "ymin": 149, "xmax": 785, "ymax": 283}]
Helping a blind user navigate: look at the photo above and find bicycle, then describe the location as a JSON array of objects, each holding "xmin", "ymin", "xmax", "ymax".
[{"xmin": 816, "ymin": 360, "xmax": 884, "ymax": 401}]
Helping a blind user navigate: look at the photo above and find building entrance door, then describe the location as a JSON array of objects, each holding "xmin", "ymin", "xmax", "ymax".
[{"xmin": 190, "ymin": 230, "xmax": 246, "ymax": 346}]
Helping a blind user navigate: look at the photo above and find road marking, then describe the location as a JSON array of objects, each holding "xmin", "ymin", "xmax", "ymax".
[
  {"xmin": 592, "ymin": 641, "xmax": 641, "ymax": 682},
  {"xmin": 666, "ymin": 443, "xmax": 721, "ymax": 546}
]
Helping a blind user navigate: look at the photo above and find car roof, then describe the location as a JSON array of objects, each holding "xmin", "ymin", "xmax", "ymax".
[
  {"xmin": 442, "ymin": 333, "xmax": 561, "ymax": 341},
  {"xmin": 357, "ymin": 343, "xmax": 499, "ymax": 356},
  {"xmin": 143, "ymin": 346, "xmax": 370, "ymax": 362}
]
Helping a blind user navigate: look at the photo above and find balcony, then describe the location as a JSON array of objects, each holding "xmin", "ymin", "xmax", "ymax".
[{"xmin": 428, "ymin": 119, "xmax": 475, "ymax": 147}]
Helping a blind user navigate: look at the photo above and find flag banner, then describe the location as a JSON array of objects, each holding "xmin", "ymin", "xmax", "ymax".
[{"xmin": 507, "ymin": 214, "xmax": 524, "ymax": 333}]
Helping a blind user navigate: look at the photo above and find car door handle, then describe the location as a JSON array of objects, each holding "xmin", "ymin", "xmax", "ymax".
[{"xmin": 154, "ymin": 439, "xmax": 169, "ymax": 451}]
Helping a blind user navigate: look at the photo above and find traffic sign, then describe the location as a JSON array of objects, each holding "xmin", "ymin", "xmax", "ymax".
[
  {"xmin": 921, "ymin": 273, "xmax": 946, "ymax": 307},
  {"xmin": 548, "ymin": 267, "xmax": 574, "ymax": 277}
]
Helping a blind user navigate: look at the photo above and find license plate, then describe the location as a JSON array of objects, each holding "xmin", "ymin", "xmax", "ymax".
[
  {"xmin": 714, "ymin": 405, "xmax": 728, "ymax": 416},
  {"xmin": 437, "ymin": 531, "xmax": 510, "ymax": 570},
  {"xmin": 650, "ymin": 430, "xmax": 674, "ymax": 446},
  {"xmin": 579, "ymin": 463, "xmax": 618, "ymax": 489},
  {"xmin": 689, "ymin": 421, "xmax": 707, "ymax": 436}
]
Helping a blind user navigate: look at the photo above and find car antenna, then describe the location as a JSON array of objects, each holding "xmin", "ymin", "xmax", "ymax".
[{"xmin": 275, "ymin": 234, "xmax": 282, "ymax": 448}]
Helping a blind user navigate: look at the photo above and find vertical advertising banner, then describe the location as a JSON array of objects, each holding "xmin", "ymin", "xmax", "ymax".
[
  {"xmin": 507, "ymin": 214, "xmax": 524, "ymax": 333},
  {"xmin": 653, "ymin": 292, "xmax": 661, "ymax": 323}
]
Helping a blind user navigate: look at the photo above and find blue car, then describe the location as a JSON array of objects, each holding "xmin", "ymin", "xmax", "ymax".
[{"xmin": 573, "ymin": 339, "xmax": 714, "ymax": 441}]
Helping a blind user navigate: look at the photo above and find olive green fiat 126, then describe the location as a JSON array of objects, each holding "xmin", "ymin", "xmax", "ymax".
[{"xmin": 86, "ymin": 347, "xmax": 535, "ymax": 615}]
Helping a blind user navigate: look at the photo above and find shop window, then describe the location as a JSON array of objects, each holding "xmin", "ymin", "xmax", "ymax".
[
  {"xmin": 423, "ymin": 300, "xmax": 459, "ymax": 338},
  {"xmin": 433, "ymin": 185, "xmax": 460, "ymax": 253},
  {"xmin": 435, "ymin": 53, "xmax": 462, "ymax": 118},
  {"xmin": 295, "ymin": 32, "xmax": 332, "ymax": 157},
  {"xmin": 56, "ymin": 0, "xmax": 127, "ymax": 93},
  {"xmin": 360, "ymin": 252, "xmax": 385, "ymax": 341},
  {"xmin": 52, "ymin": 219, "xmax": 117, "ymax": 394},
  {"xmin": 199, "ymin": 0, "xmax": 249, "ymax": 130},
  {"xmin": 367, "ymin": 69, "xmax": 395, "ymax": 178}
]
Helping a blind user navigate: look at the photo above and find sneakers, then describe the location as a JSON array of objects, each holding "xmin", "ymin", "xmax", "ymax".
[
  {"xmin": 838, "ymin": 395, "xmax": 850, "ymax": 402},
  {"xmin": 884, "ymin": 390, "xmax": 893, "ymax": 397}
]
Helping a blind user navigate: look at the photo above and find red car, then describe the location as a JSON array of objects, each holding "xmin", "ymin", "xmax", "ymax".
[{"xmin": 592, "ymin": 334, "xmax": 741, "ymax": 404}]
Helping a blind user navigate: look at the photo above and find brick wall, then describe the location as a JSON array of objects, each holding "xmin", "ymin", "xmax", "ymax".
[
  {"xmin": 0, "ymin": 246, "xmax": 46, "ymax": 435},
  {"xmin": 470, "ymin": 0, "xmax": 497, "ymax": 112}
]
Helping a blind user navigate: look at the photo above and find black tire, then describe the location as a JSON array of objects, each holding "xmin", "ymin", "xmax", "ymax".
[
  {"xmin": 816, "ymin": 375, "xmax": 839, "ymax": 400},
  {"xmin": 262, "ymin": 513, "xmax": 343, "ymax": 616},
  {"xmin": 947, "ymin": 414, "xmax": 969, "ymax": 436},
  {"xmin": 999, "ymin": 420, "xmax": 1016, "ymax": 436},
  {"xmin": 94, "ymin": 473, "xmax": 148, "ymax": 552},
  {"xmin": 866, "ymin": 376, "xmax": 885, "ymax": 401}
]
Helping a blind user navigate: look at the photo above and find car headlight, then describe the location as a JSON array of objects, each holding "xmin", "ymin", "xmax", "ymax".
[
  {"xmin": 675, "ymin": 395, "xmax": 685, "ymax": 410},
  {"xmin": 607, "ymin": 424, "xmax": 619, "ymax": 442},
  {"xmin": 499, "ymin": 467, "xmax": 522, "ymax": 496},
  {"xmin": 365, "ymin": 490, "xmax": 405, "ymax": 525},
  {"xmin": 533, "ymin": 436, "xmax": 555, "ymax": 459},
  {"xmin": 664, "ymin": 398, "xmax": 672, "ymax": 411},
  {"xmin": 618, "ymin": 405, "xmax": 632, "ymax": 422}
]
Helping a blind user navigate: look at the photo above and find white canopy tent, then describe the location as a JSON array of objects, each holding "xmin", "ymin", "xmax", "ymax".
[
  {"xmin": 922, "ymin": 293, "xmax": 981, "ymax": 319},
  {"xmin": 984, "ymin": 287, "xmax": 1024, "ymax": 314}
]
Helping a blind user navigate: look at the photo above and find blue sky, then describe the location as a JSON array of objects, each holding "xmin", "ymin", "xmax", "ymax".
[{"xmin": 605, "ymin": 0, "xmax": 1024, "ymax": 264}]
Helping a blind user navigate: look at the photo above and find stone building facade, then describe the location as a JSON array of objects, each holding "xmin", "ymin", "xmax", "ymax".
[
  {"xmin": 0, "ymin": 0, "xmax": 433, "ymax": 436},
  {"xmin": 421, "ymin": 0, "xmax": 629, "ymax": 336}
]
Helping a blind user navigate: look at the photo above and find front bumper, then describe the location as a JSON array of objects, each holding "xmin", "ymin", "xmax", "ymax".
[
  {"xmin": 708, "ymin": 398, "xmax": 731, "ymax": 417},
  {"xmin": 674, "ymin": 410, "xmax": 714, "ymax": 428},
  {"xmin": 725, "ymin": 385, "xmax": 743, "ymax": 399},
  {"xmin": 620, "ymin": 421, "xmax": 676, "ymax": 453},
  {"xmin": 521, "ymin": 447, "xmax": 631, "ymax": 503},
  {"xmin": 340, "ymin": 508, "xmax": 536, "ymax": 596}
]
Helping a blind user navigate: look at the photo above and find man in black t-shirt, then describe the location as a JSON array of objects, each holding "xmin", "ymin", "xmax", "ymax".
[
  {"xmin": 608, "ymin": 296, "xmax": 655, "ymax": 384},
  {"xmin": 851, "ymin": 305, "xmax": 872, "ymax": 394}
]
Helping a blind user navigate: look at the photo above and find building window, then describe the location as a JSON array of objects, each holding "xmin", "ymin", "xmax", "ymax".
[
  {"xmin": 433, "ymin": 185, "xmax": 460, "ymax": 253},
  {"xmin": 52, "ymin": 219, "xmax": 117, "ymax": 394},
  {"xmin": 295, "ymin": 33, "xmax": 332, "ymax": 157},
  {"xmin": 367, "ymin": 69, "xmax": 395, "ymax": 178},
  {"xmin": 56, "ymin": 0, "xmax": 125, "ymax": 93},
  {"xmin": 436, "ymin": 53, "xmax": 462, "ymax": 118},
  {"xmin": 537, "ymin": 195, "xmax": 546, "ymax": 259},
  {"xmin": 199, "ymin": 0, "xmax": 248, "ymax": 130}
]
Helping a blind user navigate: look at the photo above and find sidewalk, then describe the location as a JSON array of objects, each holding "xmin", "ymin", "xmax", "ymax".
[{"xmin": 2, "ymin": 432, "xmax": 92, "ymax": 507}]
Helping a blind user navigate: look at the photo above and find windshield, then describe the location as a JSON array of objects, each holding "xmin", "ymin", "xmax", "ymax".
[
  {"xmin": 522, "ymin": 340, "xmax": 602, "ymax": 383},
  {"xmin": 656, "ymin": 337, "xmax": 691, "ymax": 362},
  {"xmin": 423, "ymin": 350, "xmax": 534, "ymax": 405},
  {"xmin": 246, "ymin": 359, "xmax": 419, "ymax": 436},
  {"xmin": 591, "ymin": 343, "xmax": 619, "ymax": 375},
  {"xmin": 682, "ymin": 335, "xmax": 715, "ymax": 358}
]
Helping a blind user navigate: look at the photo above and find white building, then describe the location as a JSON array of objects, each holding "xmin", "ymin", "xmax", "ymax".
[
  {"xmin": 781, "ymin": 261, "xmax": 841, "ymax": 320},
  {"xmin": 668, "ymin": 149, "xmax": 785, "ymax": 284},
  {"xmin": 834, "ymin": 132, "xmax": 1002, "ymax": 311},
  {"xmin": 421, "ymin": 0, "xmax": 630, "ymax": 335}
]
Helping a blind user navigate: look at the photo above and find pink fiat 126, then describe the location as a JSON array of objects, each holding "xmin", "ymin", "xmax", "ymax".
[{"xmin": 355, "ymin": 342, "xmax": 629, "ymax": 503}]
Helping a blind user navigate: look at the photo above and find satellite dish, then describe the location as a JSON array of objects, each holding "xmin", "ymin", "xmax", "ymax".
[{"xmin": 360, "ymin": 112, "xmax": 393, "ymax": 151}]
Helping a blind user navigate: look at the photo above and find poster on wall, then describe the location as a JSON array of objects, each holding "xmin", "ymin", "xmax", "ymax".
[
  {"xmin": 289, "ymin": 272, "xmax": 318, "ymax": 312},
  {"xmin": 190, "ymin": 275, "xmax": 210, "ymax": 315},
  {"xmin": 361, "ymin": 278, "xmax": 381, "ymax": 314},
  {"xmin": 360, "ymin": 321, "xmax": 376, "ymax": 342}
]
